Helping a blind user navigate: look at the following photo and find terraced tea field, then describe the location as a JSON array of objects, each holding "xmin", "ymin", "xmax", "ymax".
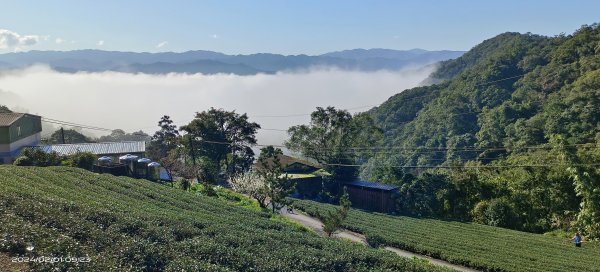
[
  {"xmin": 291, "ymin": 199, "xmax": 600, "ymax": 272},
  {"xmin": 0, "ymin": 166, "xmax": 448, "ymax": 271}
]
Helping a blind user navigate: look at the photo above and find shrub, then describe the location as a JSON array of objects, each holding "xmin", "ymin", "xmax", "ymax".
[
  {"xmin": 66, "ymin": 152, "xmax": 97, "ymax": 170},
  {"xmin": 366, "ymin": 233, "xmax": 386, "ymax": 248},
  {"xmin": 472, "ymin": 198, "xmax": 517, "ymax": 228},
  {"xmin": 20, "ymin": 148, "xmax": 63, "ymax": 167},
  {"xmin": 200, "ymin": 184, "xmax": 217, "ymax": 196},
  {"xmin": 13, "ymin": 156, "xmax": 33, "ymax": 166},
  {"xmin": 485, "ymin": 198, "xmax": 517, "ymax": 228},
  {"xmin": 472, "ymin": 200, "xmax": 490, "ymax": 224}
]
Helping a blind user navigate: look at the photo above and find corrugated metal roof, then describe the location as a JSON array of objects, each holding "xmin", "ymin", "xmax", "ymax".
[
  {"xmin": 39, "ymin": 141, "xmax": 146, "ymax": 156},
  {"xmin": 344, "ymin": 180, "xmax": 399, "ymax": 191},
  {"xmin": 0, "ymin": 113, "xmax": 25, "ymax": 126}
]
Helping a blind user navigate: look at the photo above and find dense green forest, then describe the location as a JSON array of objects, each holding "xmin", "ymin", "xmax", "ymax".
[{"xmin": 360, "ymin": 24, "xmax": 600, "ymax": 236}]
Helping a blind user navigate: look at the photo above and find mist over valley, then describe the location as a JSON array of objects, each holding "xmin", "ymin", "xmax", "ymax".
[{"xmin": 0, "ymin": 63, "xmax": 435, "ymax": 145}]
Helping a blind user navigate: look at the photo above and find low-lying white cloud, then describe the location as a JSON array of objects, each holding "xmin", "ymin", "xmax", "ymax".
[
  {"xmin": 0, "ymin": 66, "xmax": 434, "ymax": 146},
  {"xmin": 0, "ymin": 29, "xmax": 39, "ymax": 50}
]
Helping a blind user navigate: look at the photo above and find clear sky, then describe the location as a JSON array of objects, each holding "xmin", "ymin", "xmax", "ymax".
[{"xmin": 1, "ymin": 0, "xmax": 599, "ymax": 55}]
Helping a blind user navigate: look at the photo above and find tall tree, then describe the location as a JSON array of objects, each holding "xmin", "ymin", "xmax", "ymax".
[
  {"xmin": 99, "ymin": 129, "xmax": 150, "ymax": 142},
  {"xmin": 286, "ymin": 107, "xmax": 382, "ymax": 186},
  {"xmin": 180, "ymin": 108, "xmax": 260, "ymax": 183},
  {"xmin": 257, "ymin": 146, "xmax": 293, "ymax": 213},
  {"xmin": 557, "ymin": 134, "xmax": 600, "ymax": 239},
  {"xmin": 147, "ymin": 115, "xmax": 180, "ymax": 160},
  {"xmin": 322, "ymin": 187, "xmax": 351, "ymax": 237},
  {"xmin": 48, "ymin": 129, "xmax": 92, "ymax": 144}
]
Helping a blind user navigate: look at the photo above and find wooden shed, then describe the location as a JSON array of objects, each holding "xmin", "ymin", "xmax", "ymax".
[{"xmin": 344, "ymin": 180, "xmax": 398, "ymax": 213}]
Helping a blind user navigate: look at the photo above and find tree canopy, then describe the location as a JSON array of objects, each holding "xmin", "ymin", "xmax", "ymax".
[
  {"xmin": 180, "ymin": 108, "xmax": 260, "ymax": 183},
  {"xmin": 48, "ymin": 129, "xmax": 92, "ymax": 144},
  {"xmin": 256, "ymin": 146, "xmax": 293, "ymax": 212},
  {"xmin": 147, "ymin": 115, "xmax": 180, "ymax": 160},
  {"xmin": 286, "ymin": 107, "xmax": 381, "ymax": 184},
  {"xmin": 358, "ymin": 24, "xmax": 600, "ymax": 237},
  {"xmin": 0, "ymin": 105, "xmax": 12, "ymax": 113},
  {"xmin": 98, "ymin": 129, "xmax": 150, "ymax": 142}
]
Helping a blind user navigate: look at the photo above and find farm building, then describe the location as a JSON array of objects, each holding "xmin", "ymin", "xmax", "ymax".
[
  {"xmin": 343, "ymin": 180, "xmax": 398, "ymax": 213},
  {"xmin": 36, "ymin": 141, "xmax": 172, "ymax": 181},
  {"xmin": 254, "ymin": 154, "xmax": 327, "ymax": 198},
  {"xmin": 0, "ymin": 113, "xmax": 42, "ymax": 164},
  {"xmin": 38, "ymin": 141, "xmax": 146, "ymax": 159}
]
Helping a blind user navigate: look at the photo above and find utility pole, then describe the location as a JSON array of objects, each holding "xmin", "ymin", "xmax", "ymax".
[
  {"xmin": 188, "ymin": 136, "xmax": 197, "ymax": 167},
  {"xmin": 188, "ymin": 135, "xmax": 201, "ymax": 183},
  {"xmin": 60, "ymin": 127, "xmax": 66, "ymax": 144}
]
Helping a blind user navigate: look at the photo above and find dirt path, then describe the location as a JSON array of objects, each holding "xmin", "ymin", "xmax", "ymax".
[{"xmin": 282, "ymin": 208, "xmax": 479, "ymax": 272}]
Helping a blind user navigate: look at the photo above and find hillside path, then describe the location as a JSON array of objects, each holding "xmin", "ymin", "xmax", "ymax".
[{"xmin": 281, "ymin": 208, "xmax": 479, "ymax": 272}]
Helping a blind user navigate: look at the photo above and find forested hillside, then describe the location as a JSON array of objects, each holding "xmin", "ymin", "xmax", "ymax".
[
  {"xmin": 369, "ymin": 25, "xmax": 599, "ymax": 165},
  {"xmin": 361, "ymin": 24, "xmax": 600, "ymax": 236}
]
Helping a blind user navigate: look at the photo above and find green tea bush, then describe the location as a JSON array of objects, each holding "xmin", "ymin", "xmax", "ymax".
[
  {"xmin": 291, "ymin": 199, "xmax": 600, "ymax": 272},
  {"xmin": 0, "ymin": 166, "xmax": 448, "ymax": 272}
]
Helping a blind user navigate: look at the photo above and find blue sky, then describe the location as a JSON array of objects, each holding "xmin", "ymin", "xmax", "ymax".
[{"xmin": 1, "ymin": 0, "xmax": 599, "ymax": 54}]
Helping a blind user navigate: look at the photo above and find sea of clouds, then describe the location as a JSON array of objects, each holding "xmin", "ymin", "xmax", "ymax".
[{"xmin": 0, "ymin": 65, "xmax": 434, "ymax": 146}]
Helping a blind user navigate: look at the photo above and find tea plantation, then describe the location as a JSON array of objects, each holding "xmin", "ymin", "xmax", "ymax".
[
  {"xmin": 0, "ymin": 166, "xmax": 452, "ymax": 271},
  {"xmin": 291, "ymin": 199, "xmax": 600, "ymax": 272}
]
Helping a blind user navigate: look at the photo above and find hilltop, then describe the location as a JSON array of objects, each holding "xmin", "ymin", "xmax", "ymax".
[{"xmin": 366, "ymin": 24, "xmax": 600, "ymax": 167}]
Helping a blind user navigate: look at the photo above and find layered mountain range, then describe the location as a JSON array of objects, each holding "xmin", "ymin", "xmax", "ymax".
[{"xmin": 0, "ymin": 48, "xmax": 464, "ymax": 75}]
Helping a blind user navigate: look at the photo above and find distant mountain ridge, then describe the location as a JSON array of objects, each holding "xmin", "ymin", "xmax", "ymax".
[{"xmin": 0, "ymin": 48, "xmax": 464, "ymax": 75}]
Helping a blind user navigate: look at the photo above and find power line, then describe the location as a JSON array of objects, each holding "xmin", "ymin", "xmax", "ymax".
[
  {"xmin": 37, "ymin": 115, "xmax": 600, "ymax": 155},
  {"xmin": 195, "ymin": 139, "xmax": 600, "ymax": 169},
  {"xmin": 472, "ymin": 74, "xmax": 525, "ymax": 87},
  {"xmin": 193, "ymin": 136, "xmax": 599, "ymax": 152},
  {"xmin": 251, "ymin": 73, "xmax": 525, "ymax": 118},
  {"xmin": 193, "ymin": 138, "xmax": 598, "ymax": 156},
  {"xmin": 40, "ymin": 118, "xmax": 149, "ymax": 138},
  {"xmin": 31, "ymin": 72, "xmax": 527, "ymax": 135},
  {"xmin": 260, "ymin": 128, "xmax": 289, "ymax": 132},
  {"xmin": 320, "ymin": 162, "xmax": 600, "ymax": 169},
  {"xmin": 42, "ymin": 119, "xmax": 113, "ymax": 132},
  {"xmin": 259, "ymin": 109, "xmax": 484, "ymax": 133}
]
